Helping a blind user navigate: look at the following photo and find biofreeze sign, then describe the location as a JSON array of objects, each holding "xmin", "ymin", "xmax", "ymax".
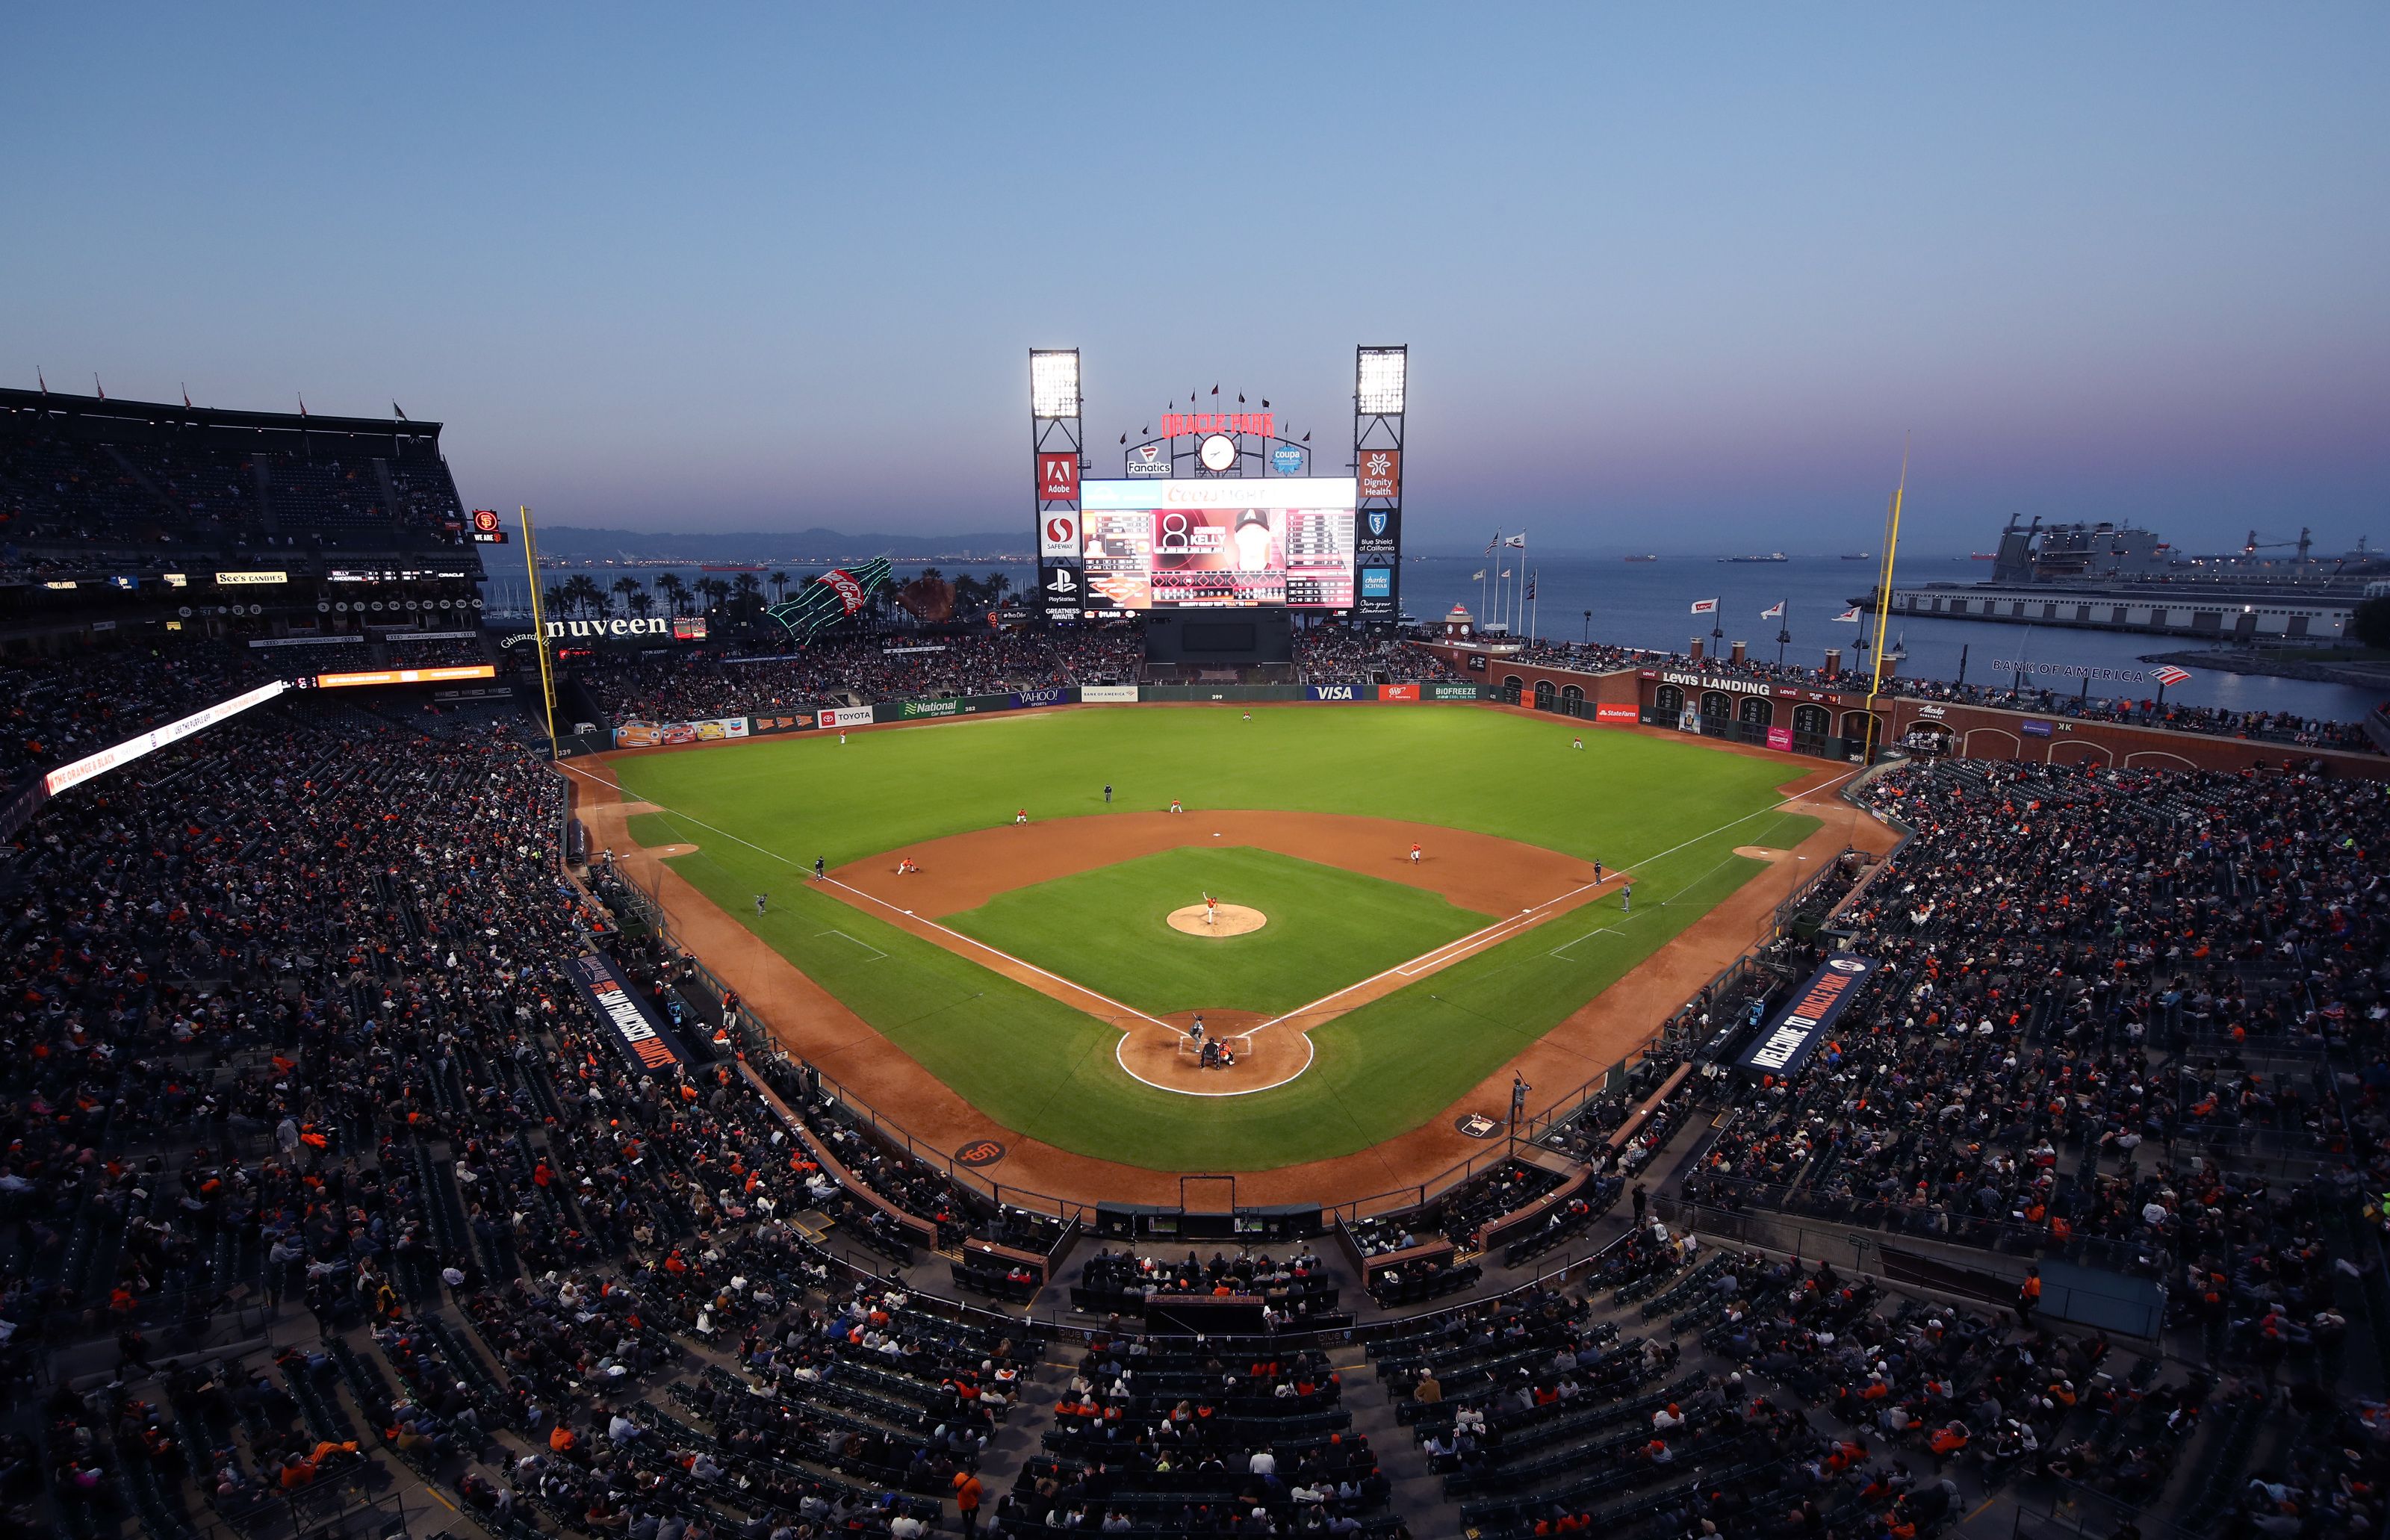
[{"xmin": 1734, "ymin": 956, "xmax": 1876, "ymax": 1077}]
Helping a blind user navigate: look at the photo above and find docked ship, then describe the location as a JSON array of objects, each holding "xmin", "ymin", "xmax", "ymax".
[{"xmin": 1852, "ymin": 517, "xmax": 2387, "ymax": 644}]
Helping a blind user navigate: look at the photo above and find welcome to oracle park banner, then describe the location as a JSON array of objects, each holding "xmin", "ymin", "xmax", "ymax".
[{"xmin": 1734, "ymin": 955, "xmax": 1878, "ymax": 1078}]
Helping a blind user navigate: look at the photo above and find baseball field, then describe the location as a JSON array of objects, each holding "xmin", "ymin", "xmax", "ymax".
[{"xmin": 601, "ymin": 704, "xmax": 1832, "ymax": 1174}]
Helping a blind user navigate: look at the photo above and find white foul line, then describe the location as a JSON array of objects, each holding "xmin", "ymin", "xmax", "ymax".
[{"xmin": 817, "ymin": 875, "xmax": 1180, "ymax": 1031}]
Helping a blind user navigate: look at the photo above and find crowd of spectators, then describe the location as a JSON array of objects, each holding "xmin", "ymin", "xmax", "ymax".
[
  {"xmin": 2, "ymin": 402, "xmax": 469, "ymax": 555},
  {"xmin": 1677, "ymin": 757, "xmax": 2389, "ymax": 1297},
  {"xmin": 582, "ymin": 631, "xmax": 1143, "ymax": 724},
  {"xmin": 1291, "ymin": 626, "xmax": 1462, "ymax": 683},
  {"xmin": 9, "ymin": 606, "xmax": 2390, "ymax": 1537}
]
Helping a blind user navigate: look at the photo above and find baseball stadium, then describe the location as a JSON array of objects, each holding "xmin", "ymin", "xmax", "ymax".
[{"xmin": 6, "ymin": 335, "xmax": 2388, "ymax": 1540}]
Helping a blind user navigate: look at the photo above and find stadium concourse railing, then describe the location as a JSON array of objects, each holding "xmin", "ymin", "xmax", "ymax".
[{"xmin": 584, "ymin": 779, "xmax": 1890, "ymax": 1232}]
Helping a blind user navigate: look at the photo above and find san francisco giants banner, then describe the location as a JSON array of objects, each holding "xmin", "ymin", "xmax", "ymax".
[{"xmin": 565, "ymin": 952, "xmax": 687, "ymax": 1075}]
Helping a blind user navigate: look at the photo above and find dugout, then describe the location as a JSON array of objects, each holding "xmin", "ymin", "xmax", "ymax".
[{"xmin": 1093, "ymin": 1199, "xmax": 1323, "ymax": 1243}]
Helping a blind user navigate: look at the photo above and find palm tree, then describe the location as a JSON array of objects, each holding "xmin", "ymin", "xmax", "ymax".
[
  {"xmin": 629, "ymin": 589, "xmax": 654, "ymax": 620},
  {"xmin": 984, "ymin": 571, "xmax": 1012, "ymax": 606},
  {"xmin": 612, "ymin": 575, "xmax": 645, "ymax": 615},
  {"xmin": 731, "ymin": 572, "xmax": 763, "ymax": 612},
  {"xmin": 560, "ymin": 574, "xmax": 607, "ymax": 617},
  {"xmin": 697, "ymin": 577, "xmax": 731, "ymax": 613},
  {"xmin": 541, "ymin": 585, "xmax": 571, "ymax": 619},
  {"xmin": 769, "ymin": 571, "xmax": 790, "ymax": 603},
  {"xmin": 655, "ymin": 572, "xmax": 689, "ymax": 617}
]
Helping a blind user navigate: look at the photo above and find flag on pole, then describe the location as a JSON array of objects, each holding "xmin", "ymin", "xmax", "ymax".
[
  {"xmin": 1760, "ymin": 600, "xmax": 1784, "ymax": 618},
  {"xmin": 1831, "ymin": 606, "xmax": 1862, "ymax": 622},
  {"xmin": 1470, "ymin": 569, "xmax": 1485, "ymax": 580},
  {"xmin": 1689, "ymin": 598, "xmax": 1718, "ymax": 615},
  {"xmin": 1485, "ymin": 530, "xmax": 1500, "ymax": 556},
  {"xmin": 2150, "ymin": 665, "xmax": 2192, "ymax": 687},
  {"xmin": 1503, "ymin": 533, "xmax": 1527, "ymax": 548},
  {"xmin": 1525, "ymin": 570, "xmax": 1538, "ymax": 600}
]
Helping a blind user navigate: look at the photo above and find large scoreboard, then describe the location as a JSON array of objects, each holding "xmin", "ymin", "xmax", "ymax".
[{"xmin": 1066, "ymin": 479, "xmax": 1359, "ymax": 612}]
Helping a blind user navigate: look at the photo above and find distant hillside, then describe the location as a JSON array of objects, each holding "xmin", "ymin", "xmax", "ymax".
[{"xmin": 532, "ymin": 525, "xmax": 1029, "ymax": 561}]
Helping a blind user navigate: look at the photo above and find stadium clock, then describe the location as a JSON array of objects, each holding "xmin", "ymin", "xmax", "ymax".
[{"xmin": 1198, "ymin": 433, "xmax": 1237, "ymax": 472}]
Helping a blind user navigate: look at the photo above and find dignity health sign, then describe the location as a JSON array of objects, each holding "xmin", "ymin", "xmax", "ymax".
[{"xmin": 1734, "ymin": 955, "xmax": 1877, "ymax": 1078}]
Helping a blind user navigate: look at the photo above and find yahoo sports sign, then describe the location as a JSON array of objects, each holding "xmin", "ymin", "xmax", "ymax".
[{"xmin": 1733, "ymin": 955, "xmax": 1877, "ymax": 1078}]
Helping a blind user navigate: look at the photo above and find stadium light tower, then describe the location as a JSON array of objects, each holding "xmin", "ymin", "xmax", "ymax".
[
  {"xmin": 1030, "ymin": 349, "xmax": 1086, "ymax": 624},
  {"xmin": 1353, "ymin": 345, "xmax": 1406, "ymax": 631}
]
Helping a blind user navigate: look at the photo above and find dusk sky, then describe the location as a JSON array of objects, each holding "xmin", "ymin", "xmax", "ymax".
[{"xmin": 6, "ymin": 7, "xmax": 2385, "ymax": 555}]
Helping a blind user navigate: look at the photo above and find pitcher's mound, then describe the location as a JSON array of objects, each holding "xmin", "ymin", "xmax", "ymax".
[
  {"xmin": 1731, "ymin": 845, "xmax": 1785, "ymax": 861},
  {"xmin": 1167, "ymin": 903, "xmax": 1266, "ymax": 937}
]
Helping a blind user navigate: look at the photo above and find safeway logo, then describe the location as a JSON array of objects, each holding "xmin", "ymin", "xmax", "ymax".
[{"xmin": 1040, "ymin": 514, "xmax": 1078, "ymax": 558}]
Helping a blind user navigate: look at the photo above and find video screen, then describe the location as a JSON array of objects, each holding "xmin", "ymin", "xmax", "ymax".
[{"xmin": 1079, "ymin": 478, "xmax": 1358, "ymax": 610}]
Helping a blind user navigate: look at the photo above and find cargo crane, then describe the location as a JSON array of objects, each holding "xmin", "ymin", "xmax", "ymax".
[{"xmin": 2243, "ymin": 527, "xmax": 2313, "ymax": 561}]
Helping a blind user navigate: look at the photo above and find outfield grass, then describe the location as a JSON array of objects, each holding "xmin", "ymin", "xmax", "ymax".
[
  {"xmin": 614, "ymin": 706, "xmax": 1828, "ymax": 1171},
  {"xmin": 945, "ymin": 845, "xmax": 1492, "ymax": 1016}
]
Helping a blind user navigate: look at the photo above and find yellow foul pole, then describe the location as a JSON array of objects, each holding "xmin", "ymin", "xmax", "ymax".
[
  {"xmin": 520, "ymin": 506, "xmax": 561, "ymax": 760},
  {"xmin": 1863, "ymin": 440, "xmax": 1909, "ymax": 763}
]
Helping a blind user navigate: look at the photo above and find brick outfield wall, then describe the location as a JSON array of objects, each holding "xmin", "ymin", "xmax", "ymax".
[{"xmin": 1422, "ymin": 642, "xmax": 2390, "ymax": 781}]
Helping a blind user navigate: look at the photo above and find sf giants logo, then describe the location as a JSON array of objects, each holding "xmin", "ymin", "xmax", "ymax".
[
  {"xmin": 1037, "ymin": 453, "xmax": 1078, "ymax": 502},
  {"xmin": 953, "ymin": 1139, "xmax": 1006, "ymax": 1167}
]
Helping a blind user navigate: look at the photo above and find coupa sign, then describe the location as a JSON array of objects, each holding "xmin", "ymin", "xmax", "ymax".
[{"xmin": 1734, "ymin": 955, "xmax": 1875, "ymax": 1078}]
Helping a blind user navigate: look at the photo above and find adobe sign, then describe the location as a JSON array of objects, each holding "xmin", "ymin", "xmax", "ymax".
[{"xmin": 1036, "ymin": 452, "xmax": 1079, "ymax": 503}]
